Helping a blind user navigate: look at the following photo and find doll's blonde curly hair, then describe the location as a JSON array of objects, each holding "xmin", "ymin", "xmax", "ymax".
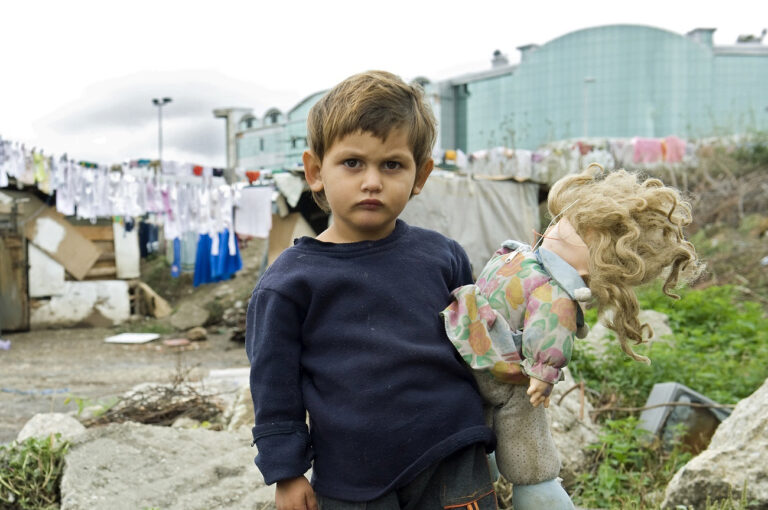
[{"xmin": 548, "ymin": 164, "xmax": 701, "ymax": 363}]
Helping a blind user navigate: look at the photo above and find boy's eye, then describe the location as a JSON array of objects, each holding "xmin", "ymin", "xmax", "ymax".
[
  {"xmin": 343, "ymin": 159, "xmax": 361, "ymax": 168},
  {"xmin": 384, "ymin": 161, "xmax": 401, "ymax": 170}
]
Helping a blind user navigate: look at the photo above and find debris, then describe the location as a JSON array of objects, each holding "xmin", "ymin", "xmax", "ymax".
[
  {"xmin": 185, "ymin": 326, "xmax": 208, "ymax": 341},
  {"xmin": 131, "ymin": 281, "xmax": 172, "ymax": 318},
  {"xmin": 0, "ymin": 339, "xmax": 10, "ymax": 350},
  {"xmin": 2, "ymin": 387, "xmax": 69, "ymax": 395},
  {"xmin": 638, "ymin": 382, "xmax": 731, "ymax": 454},
  {"xmin": 104, "ymin": 333, "xmax": 160, "ymax": 344},
  {"xmin": 162, "ymin": 338, "xmax": 191, "ymax": 347},
  {"xmin": 83, "ymin": 374, "xmax": 223, "ymax": 428}
]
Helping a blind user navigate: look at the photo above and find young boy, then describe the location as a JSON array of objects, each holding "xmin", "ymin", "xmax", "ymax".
[{"xmin": 246, "ymin": 71, "xmax": 496, "ymax": 510}]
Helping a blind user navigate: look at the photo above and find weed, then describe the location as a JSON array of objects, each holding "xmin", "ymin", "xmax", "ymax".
[
  {"xmin": 63, "ymin": 395, "xmax": 118, "ymax": 417},
  {"xmin": 571, "ymin": 417, "xmax": 691, "ymax": 508},
  {"xmin": 567, "ymin": 283, "xmax": 767, "ymax": 508},
  {"xmin": 0, "ymin": 434, "xmax": 69, "ymax": 510},
  {"xmin": 570, "ymin": 284, "xmax": 768, "ymax": 408},
  {"xmin": 114, "ymin": 321, "xmax": 176, "ymax": 335}
]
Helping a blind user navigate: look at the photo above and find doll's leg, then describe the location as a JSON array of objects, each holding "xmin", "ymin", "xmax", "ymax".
[
  {"xmin": 512, "ymin": 479, "xmax": 574, "ymax": 510},
  {"xmin": 493, "ymin": 385, "xmax": 561, "ymax": 485}
]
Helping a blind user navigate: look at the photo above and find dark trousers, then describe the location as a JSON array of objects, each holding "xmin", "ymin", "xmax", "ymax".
[{"xmin": 317, "ymin": 444, "xmax": 497, "ymax": 510}]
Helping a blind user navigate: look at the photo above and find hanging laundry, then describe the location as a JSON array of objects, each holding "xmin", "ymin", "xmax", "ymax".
[
  {"xmin": 664, "ymin": 136, "xmax": 686, "ymax": 163},
  {"xmin": 633, "ymin": 138, "xmax": 663, "ymax": 163},
  {"xmin": 577, "ymin": 141, "xmax": 594, "ymax": 156},
  {"xmin": 234, "ymin": 185, "xmax": 273, "ymax": 238}
]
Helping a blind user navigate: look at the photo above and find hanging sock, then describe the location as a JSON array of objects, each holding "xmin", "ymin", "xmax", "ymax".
[
  {"xmin": 171, "ymin": 238, "xmax": 182, "ymax": 278},
  {"xmin": 222, "ymin": 229, "xmax": 242, "ymax": 278}
]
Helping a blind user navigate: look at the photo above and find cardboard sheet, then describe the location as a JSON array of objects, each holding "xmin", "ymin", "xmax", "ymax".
[{"xmin": 23, "ymin": 208, "xmax": 101, "ymax": 280}]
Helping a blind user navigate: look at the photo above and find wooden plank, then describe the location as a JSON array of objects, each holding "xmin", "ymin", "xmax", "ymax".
[
  {"xmin": 24, "ymin": 209, "xmax": 101, "ymax": 280},
  {"xmin": 96, "ymin": 251, "xmax": 117, "ymax": 262},
  {"xmin": 75, "ymin": 225, "xmax": 115, "ymax": 241},
  {"xmin": 0, "ymin": 234, "xmax": 29, "ymax": 331},
  {"xmin": 84, "ymin": 266, "xmax": 117, "ymax": 278}
]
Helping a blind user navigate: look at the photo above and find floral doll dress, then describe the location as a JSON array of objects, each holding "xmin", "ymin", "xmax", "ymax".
[{"xmin": 441, "ymin": 240, "xmax": 589, "ymax": 485}]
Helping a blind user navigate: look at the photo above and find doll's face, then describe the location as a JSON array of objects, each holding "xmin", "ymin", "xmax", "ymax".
[{"xmin": 542, "ymin": 218, "xmax": 590, "ymax": 278}]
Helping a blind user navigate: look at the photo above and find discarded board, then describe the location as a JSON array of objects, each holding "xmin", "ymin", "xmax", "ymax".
[
  {"xmin": 23, "ymin": 209, "xmax": 101, "ymax": 280},
  {"xmin": 104, "ymin": 333, "xmax": 160, "ymax": 344},
  {"xmin": 131, "ymin": 281, "xmax": 172, "ymax": 318}
]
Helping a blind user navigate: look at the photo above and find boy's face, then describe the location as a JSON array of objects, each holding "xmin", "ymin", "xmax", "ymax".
[{"xmin": 303, "ymin": 128, "xmax": 432, "ymax": 243}]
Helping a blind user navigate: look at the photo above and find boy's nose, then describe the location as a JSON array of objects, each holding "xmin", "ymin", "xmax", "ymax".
[{"xmin": 361, "ymin": 169, "xmax": 383, "ymax": 192}]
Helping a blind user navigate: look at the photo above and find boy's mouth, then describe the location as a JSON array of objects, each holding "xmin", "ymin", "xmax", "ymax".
[{"xmin": 357, "ymin": 199, "xmax": 383, "ymax": 209}]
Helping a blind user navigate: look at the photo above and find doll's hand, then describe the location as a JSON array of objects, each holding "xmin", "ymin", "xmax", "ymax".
[{"xmin": 527, "ymin": 378, "xmax": 553, "ymax": 408}]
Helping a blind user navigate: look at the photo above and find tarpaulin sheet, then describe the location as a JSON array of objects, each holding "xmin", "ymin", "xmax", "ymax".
[{"xmin": 400, "ymin": 171, "xmax": 540, "ymax": 276}]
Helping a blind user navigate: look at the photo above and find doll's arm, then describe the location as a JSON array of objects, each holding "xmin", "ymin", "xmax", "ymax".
[{"xmin": 520, "ymin": 281, "xmax": 577, "ymax": 386}]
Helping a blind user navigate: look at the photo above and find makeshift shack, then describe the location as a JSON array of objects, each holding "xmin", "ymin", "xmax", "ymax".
[{"xmin": 0, "ymin": 189, "xmax": 137, "ymax": 330}]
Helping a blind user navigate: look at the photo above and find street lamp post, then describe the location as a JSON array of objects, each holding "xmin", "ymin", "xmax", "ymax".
[
  {"xmin": 152, "ymin": 97, "xmax": 172, "ymax": 170},
  {"xmin": 582, "ymin": 77, "xmax": 596, "ymax": 138}
]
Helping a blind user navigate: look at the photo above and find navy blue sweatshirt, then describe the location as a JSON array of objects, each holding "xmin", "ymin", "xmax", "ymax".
[{"xmin": 245, "ymin": 220, "xmax": 494, "ymax": 501}]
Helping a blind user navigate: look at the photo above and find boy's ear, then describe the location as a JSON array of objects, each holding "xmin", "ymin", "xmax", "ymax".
[
  {"xmin": 411, "ymin": 158, "xmax": 434, "ymax": 196},
  {"xmin": 303, "ymin": 150, "xmax": 324, "ymax": 192}
]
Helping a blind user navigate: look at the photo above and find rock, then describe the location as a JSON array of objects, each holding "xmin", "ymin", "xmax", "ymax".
[
  {"xmin": 16, "ymin": 413, "xmax": 86, "ymax": 442},
  {"xmin": 550, "ymin": 368, "xmax": 600, "ymax": 485},
  {"xmin": 662, "ymin": 378, "xmax": 768, "ymax": 509},
  {"xmin": 582, "ymin": 309, "xmax": 673, "ymax": 358},
  {"xmin": 226, "ymin": 385, "xmax": 255, "ymax": 432},
  {"xmin": 170, "ymin": 302, "xmax": 210, "ymax": 331},
  {"xmin": 186, "ymin": 326, "xmax": 208, "ymax": 341},
  {"xmin": 171, "ymin": 417, "xmax": 201, "ymax": 429},
  {"xmin": 60, "ymin": 422, "xmax": 276, "ymax": 510}
]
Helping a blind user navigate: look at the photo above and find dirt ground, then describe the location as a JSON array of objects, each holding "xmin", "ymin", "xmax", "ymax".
[
  {"xmin": 0, "ymin": 326, "xmax": 249, "ymax": 443},
  {"xmin": 0, "ymin": 239, "xmax": 269, "ymax": 444}
]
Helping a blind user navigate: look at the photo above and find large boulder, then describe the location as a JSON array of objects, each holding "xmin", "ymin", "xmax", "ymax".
[
  {"xmin": 550, "ymin": 368, "xmax": 600, "ymax": 485},
  {"xmin": 662, "ymin": 378, "xmax": 768, "ymax": 509},
  {"xmin": 60, "ymin": 422, "xmax": 276, "ymax": 510},
  {"xmin": 16, "ymin": 413, "xmax": 86, "ymax": 442},
  {"xmin": 170, "ymin": 301, "xmax": 210, "ymax": 330}
]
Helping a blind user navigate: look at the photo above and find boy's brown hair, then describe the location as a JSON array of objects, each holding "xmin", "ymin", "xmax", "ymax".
[{"xmin": 306, "ymin": 70, "xmax": 437, "ymax": 211}]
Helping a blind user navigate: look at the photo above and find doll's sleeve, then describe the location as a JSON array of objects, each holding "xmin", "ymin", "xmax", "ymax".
[{"xmin": 519, "ymin": 281, "xmax": 577, "ymax": 384}]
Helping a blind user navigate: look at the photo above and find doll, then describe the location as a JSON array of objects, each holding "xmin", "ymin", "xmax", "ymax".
[{"xmin": 442, "ymin": 164, "xmax": 700, "ymax": 509}]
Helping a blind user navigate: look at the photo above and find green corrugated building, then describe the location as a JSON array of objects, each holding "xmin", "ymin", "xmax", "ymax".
[{"xmin": 218, "ymin": 24, "xmax": 768, "ymax": 171}]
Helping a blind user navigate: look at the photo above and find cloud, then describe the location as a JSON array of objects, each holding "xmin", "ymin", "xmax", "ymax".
[{"xmin": 31, "ymin": 70, "xmax": 301, "ymax": 166}]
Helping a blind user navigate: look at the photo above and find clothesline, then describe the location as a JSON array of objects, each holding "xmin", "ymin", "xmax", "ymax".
[
  {"xmin": 0, "ymin": 135, "xmax": 277, "ymax": 283},
  {"xmin": 434, "ymin": 135, "xmax": 705, "ymax": 184}
]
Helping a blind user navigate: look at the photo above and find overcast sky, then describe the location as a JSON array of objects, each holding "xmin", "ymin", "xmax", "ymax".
[{"xmin": 1, "ymin": 0, "xmax": 766, "ymax": 167}]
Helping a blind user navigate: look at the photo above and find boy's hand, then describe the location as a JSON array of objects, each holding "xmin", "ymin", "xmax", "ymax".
[
  {"xmin": 527, "ymin": 378, "xmax": 553, "ymax": 408},
  {"xmin": 275, "ymin": 476, "xmax": 318, "ymax": 510}
]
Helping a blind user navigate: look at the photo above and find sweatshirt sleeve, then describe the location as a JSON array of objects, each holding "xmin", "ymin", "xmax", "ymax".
[
  {"xmin": 519, "ymin": 280, "xmax": 576, "ymax": 384},
  {"xmin": 245, "ymin": 287, "xmax": 312, "ymax": 485},
  {"xmin": 450, "ymin": 240, "xmax": 475, "ymax": 288}
]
